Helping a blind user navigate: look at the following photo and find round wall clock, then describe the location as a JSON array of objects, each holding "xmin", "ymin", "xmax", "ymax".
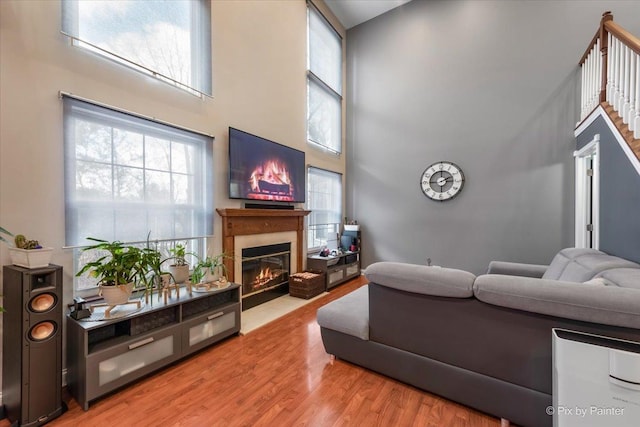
[{"xmin": 420, "ymin": 161, "xmax": 465, "ymax": 201}]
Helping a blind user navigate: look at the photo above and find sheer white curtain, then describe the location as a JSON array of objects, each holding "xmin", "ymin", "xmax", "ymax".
[
  {"xmin": 307, "ymin": 167, "xmax": 342, "ymax": 250},
  {"xmin": 307, "ymin": 4, "xmax": 342, "ymax": 153},
  {"xmin": 63, "ymin": 96, "xmax": 213, "ymax": 247}
]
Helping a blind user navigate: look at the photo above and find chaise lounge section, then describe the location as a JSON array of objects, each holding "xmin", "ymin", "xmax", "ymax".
[{"xmin": 317, "ymin": 248, "xmax": 640, "ymax": 427}]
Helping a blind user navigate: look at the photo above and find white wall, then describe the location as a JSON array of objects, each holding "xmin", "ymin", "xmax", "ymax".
[{"xmin": 0, "ymin": 0, "xmax": 345, "ymax": 390}]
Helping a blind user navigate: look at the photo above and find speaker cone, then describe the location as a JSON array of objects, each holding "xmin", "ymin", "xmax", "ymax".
[
  {"xmin": 29, "ymin": 321, "xmax": 57, "ymax": 341},
  {"xmin": 29, "ymin": 293, "xmax": 56, "ymax": 312}
]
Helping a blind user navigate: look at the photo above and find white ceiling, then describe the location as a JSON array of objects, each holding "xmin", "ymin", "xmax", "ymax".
[{"xmin": 324, "ymin": 0, "xmax": 413, "ymax": 29}]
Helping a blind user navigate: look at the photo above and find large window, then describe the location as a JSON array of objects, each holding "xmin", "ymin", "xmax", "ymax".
[
  {"xmin": 63, "ymin": 96, "xmax": 213, "ymax": 290},
  {"xmin": 61, "ymin": 0, "xmax": 212, "ymax": 97},
  {"xmin": 307, "ymin": 4, "xmax": 342, "ymax": 153},
  {"xmin": 307, "ymin": 167, "xmax": 342, "ymax": 250}
]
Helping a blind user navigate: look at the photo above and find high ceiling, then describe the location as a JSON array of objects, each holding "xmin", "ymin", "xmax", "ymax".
[{"xmin": 324, "ymin": 0, "xmax": 412, "ymax": 29}]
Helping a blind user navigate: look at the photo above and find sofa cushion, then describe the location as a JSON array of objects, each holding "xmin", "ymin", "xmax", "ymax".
[
  {"xmin": 595, "ymin": 268, "xmax": 640, "ymax": 290},
  {"xmin": 317, "ymin": 285, "xmax": 369, "ymax": 340},
  {"xmin": 486, "ymin": 261, "xmax": 548, "ymax": 278},
  {"xmin": 474, "ymin": 274, "xmax": 640, "ymax": 329},
  {"xmin": 365, "ymin": 262, "xmax": 475, "ymax": 298},
  {"xmin": 542, "ymin": 248, "xmax": 639, "ymax": 282}
]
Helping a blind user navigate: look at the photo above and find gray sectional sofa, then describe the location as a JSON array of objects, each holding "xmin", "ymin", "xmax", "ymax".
[{"xmin": 317, "ymin": 248, "xmax": 640, "ymax": 427}]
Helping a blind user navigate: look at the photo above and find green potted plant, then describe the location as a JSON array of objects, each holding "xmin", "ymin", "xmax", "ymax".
[
  {"xmin": 168, "ymin": 243, "xmax": 192, "ymax": 284},
  {"xmin": 139, "ymin": 239, "xmax": 170, "ymax": 298},
  {"xmin": 193, "ymin": 253, "xmax": 231, "ymax": 284},
  {"xmin": 1, "ymin": 227, "xmax": 53, "ymax": 269},
  {"xmin": 76, "ymin": 238, "xmax": 150, "ymax": 305}
]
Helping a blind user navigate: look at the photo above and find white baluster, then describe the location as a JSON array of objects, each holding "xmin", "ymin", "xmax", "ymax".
[
  {"xmin": 606, "ymin": 32, "xmax": 613, "ymax": 104},
  {"xmin": 614, "ymin": 38, "xmax": 621, "ymax": 111},
  {"xmin": 629, "ymin": 51, "xmax": 636, "ymax": 131},
  {"xmin": 623, "ymin": 45, "xmax": 631, "ymax": 123},
  {"xmin": 618, "ymin": 41, "xmax": 626, "ymax": 112},
  {"xmin": 590, "ymin": 47, "xmax": 596, "ymax": 111},
  {"xmin": 635, "ymin": 54, "xmax": 640, "ymax": 138},
  {"xmin": 596, "ymin": 38, "xmax": 601, "ymax": 107},
  {"xmin": 583, "ymin": 52, "xmax": 588, "ymax": 118}
]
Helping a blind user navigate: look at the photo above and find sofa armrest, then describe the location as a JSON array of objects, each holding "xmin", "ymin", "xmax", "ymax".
[
  {"xmin": 364, "ymin": 262, "xmax": 475, "ymax": 298},
  {"xmin": 486, "ymin": 261, "xmax": 548, "ymax": 278},
  {"xmin": 474, "ymin": 274, "xmax": 640, "ymax": 329}
]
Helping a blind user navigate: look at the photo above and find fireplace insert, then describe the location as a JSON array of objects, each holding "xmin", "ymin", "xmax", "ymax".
[{"xmin": 241, "ymin": 242, "xmax": 291, "ymax": 310}]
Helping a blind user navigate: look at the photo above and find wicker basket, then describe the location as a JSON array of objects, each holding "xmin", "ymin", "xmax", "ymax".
[{"xmin": 289, "ymin": 271, "xmax": 325, "ymax": 299}]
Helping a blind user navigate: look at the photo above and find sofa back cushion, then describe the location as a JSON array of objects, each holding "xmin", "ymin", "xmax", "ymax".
[
  {"xmin": 364, "ymin": 262, "xmax": 475, "ymax": 298},
  {"xmin": 595, "ymin": 268, "xmax": 640, "ymax": 290},
  {"xmin": 542, "ymin": 248, "xmax": 640, "ymax": 282}
]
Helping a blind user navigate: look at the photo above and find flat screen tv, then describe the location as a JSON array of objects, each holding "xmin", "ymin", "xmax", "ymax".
[{"xmin": 228, "ymin": 127, "xmax": 306, "ymax": 203}]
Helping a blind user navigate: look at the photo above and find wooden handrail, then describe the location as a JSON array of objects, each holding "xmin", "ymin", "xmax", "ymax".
[
  {"xmin": 579, "ymin": 11, "xmax": 612, "ymax": 66},
  {"xmin": 605, "ymin": 20, "xmax": 640, "ymax": 56},
  {"xmin": 579, "ymin": 29, "xmax": 600, "ymax": 66}
]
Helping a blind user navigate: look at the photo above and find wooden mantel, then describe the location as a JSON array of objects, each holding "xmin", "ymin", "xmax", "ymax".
[{"xmin": 216, "ymin": 208, "xmax": 311, "ymax": 282}]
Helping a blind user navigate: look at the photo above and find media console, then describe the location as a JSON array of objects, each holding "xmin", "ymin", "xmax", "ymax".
[
  {"xmin": 66, "ymin": 284, "xmax": 240, "ymax": 410},
  {"xmin": 307, "ymin": 251, "xmax": 360, "ymax": 290}
]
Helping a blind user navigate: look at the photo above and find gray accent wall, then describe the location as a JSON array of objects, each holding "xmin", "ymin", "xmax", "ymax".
[
  {"xmin": 576, "ymin": 116, "xmax": 640, "ymax": 263},
  {"xmin": 346, "ymin": 0, "xmax": 640, "ymax": 274}
]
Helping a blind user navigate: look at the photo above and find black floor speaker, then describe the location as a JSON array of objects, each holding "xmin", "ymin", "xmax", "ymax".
[{"xmin": 2, "ymin": 264, "xmax": 65, "ymax": 426}]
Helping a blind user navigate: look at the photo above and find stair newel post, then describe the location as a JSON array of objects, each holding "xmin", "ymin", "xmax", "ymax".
[{"xmin": 599, "ymin": 11, "xmax": 613, "ymax": 104}]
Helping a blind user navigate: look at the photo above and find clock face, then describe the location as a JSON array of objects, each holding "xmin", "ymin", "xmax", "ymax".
[{"xmin": 420, "ymin": 161, "xmax": 465, "ymax": 201}]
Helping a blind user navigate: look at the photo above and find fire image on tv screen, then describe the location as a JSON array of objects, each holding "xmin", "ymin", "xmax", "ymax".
[{"xmin": 228, "ymin": 127, "xmax": 305, "ymax": 203}]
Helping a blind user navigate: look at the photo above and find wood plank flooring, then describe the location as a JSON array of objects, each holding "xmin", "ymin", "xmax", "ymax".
[{"xmin": 1, "ymin": 276, "xmax": 501, "ymax": 426}]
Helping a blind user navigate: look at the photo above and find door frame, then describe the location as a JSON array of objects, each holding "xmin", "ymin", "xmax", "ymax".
[{"xmin": 574, "ymin": 134, "xmax": 600, "ymax": 249}]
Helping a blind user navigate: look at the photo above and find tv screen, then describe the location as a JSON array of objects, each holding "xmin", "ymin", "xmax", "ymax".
[{"xmin": 228, "ymin": 127, "xmax": 306, "ymax": 203}]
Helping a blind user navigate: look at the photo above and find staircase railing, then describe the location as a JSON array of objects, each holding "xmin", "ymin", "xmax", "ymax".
[{"xmin": 580, "ymin": 12, "xmax": 640, "ymax": 138}]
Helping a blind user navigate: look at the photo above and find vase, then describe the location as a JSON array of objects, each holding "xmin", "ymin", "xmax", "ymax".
[
  {"xmin": 204, "ymin": 267, "xmax": 220, "ymax": 283},
  {"xmin": 99, "ymin": 282, "xmax": 134, "ymax": 306}
]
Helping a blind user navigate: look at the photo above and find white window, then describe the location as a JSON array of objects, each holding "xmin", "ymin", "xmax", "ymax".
[
  {"xmin": 63, "ymin": 96, "xmax": 213, "ymax": 291},
  {"xmin": 307, "ymin": 4, "xmax": 342, "ymax": 153},
  {"xmin": 307, "ymin": 167, "xmax": 342, "ymax": 250},
  {"xmin": 61, "ymin": 0, "xmax": 212, "ymax": 97}
]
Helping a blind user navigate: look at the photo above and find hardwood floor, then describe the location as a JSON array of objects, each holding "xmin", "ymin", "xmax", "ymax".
[{"xmin": 2, "ymin": 276, "xmax": 501, "ymax": 427}]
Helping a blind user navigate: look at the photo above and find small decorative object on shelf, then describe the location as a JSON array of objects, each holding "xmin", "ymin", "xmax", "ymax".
[{"xmin": 1, "ymin": 227, "xmax": 53, "ymax": 269}]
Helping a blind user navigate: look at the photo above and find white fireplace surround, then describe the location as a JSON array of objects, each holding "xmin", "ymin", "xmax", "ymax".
[{"xmin": 234, "ymin": 231, "xmax": 298, "ymax": 286}]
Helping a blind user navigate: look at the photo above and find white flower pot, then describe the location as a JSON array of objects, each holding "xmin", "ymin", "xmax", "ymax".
[
  {"xmin": 204, "ymin": 267, "xmax": 220, "ymax": 283},
  {"xmin": 168, "ymin": 264, "xmax": 189, "ymax": 284},
  {"xmin": 99, "ymin": 282, "xmax": 134, "ymax": 306},
  {"xmin": 8, "ymin": 247, "xmax": 53, "ymax": 269}
]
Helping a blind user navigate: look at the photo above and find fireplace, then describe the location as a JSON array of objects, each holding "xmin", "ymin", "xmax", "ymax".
[
  {"xmin": 241, "ymin": 243, "xmax": 291, "ymax": 310},
  {"xmin": 216, "ymin": 208, "xmax": 311, "ymax": 310}
]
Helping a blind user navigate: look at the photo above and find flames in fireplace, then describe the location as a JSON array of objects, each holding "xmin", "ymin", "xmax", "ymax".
[
  {"xmin": 248, "ymin": 160, "xmax": 294, "ymax": 201},
  {"xmin": 251, "ymin": 267, "xmax": 286, "ymax": 290}
]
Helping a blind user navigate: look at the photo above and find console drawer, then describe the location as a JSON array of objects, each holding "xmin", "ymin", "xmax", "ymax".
[
  {"xmin": 181, "ymin": 303, "xmax": 240, "ymax": 355},
  {"xmin": 85, "ymin": 324, "xmax": 181, "ymax": 402}
]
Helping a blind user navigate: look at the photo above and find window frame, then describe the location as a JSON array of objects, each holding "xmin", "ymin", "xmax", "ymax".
[
  {"xmin": 61, "ymin": 0, "xmax": 212, "ymax": 97},
  {"xmin": 306, "ymin": 166, "xmax": 343, "ymax": 252},
  {"xmin": 62, "ymin": 94, "xmax": 214, "ymax": 294},
  {"xmin": 306, "ymin": 2, "xmax": 343, "ymax": 154}
]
